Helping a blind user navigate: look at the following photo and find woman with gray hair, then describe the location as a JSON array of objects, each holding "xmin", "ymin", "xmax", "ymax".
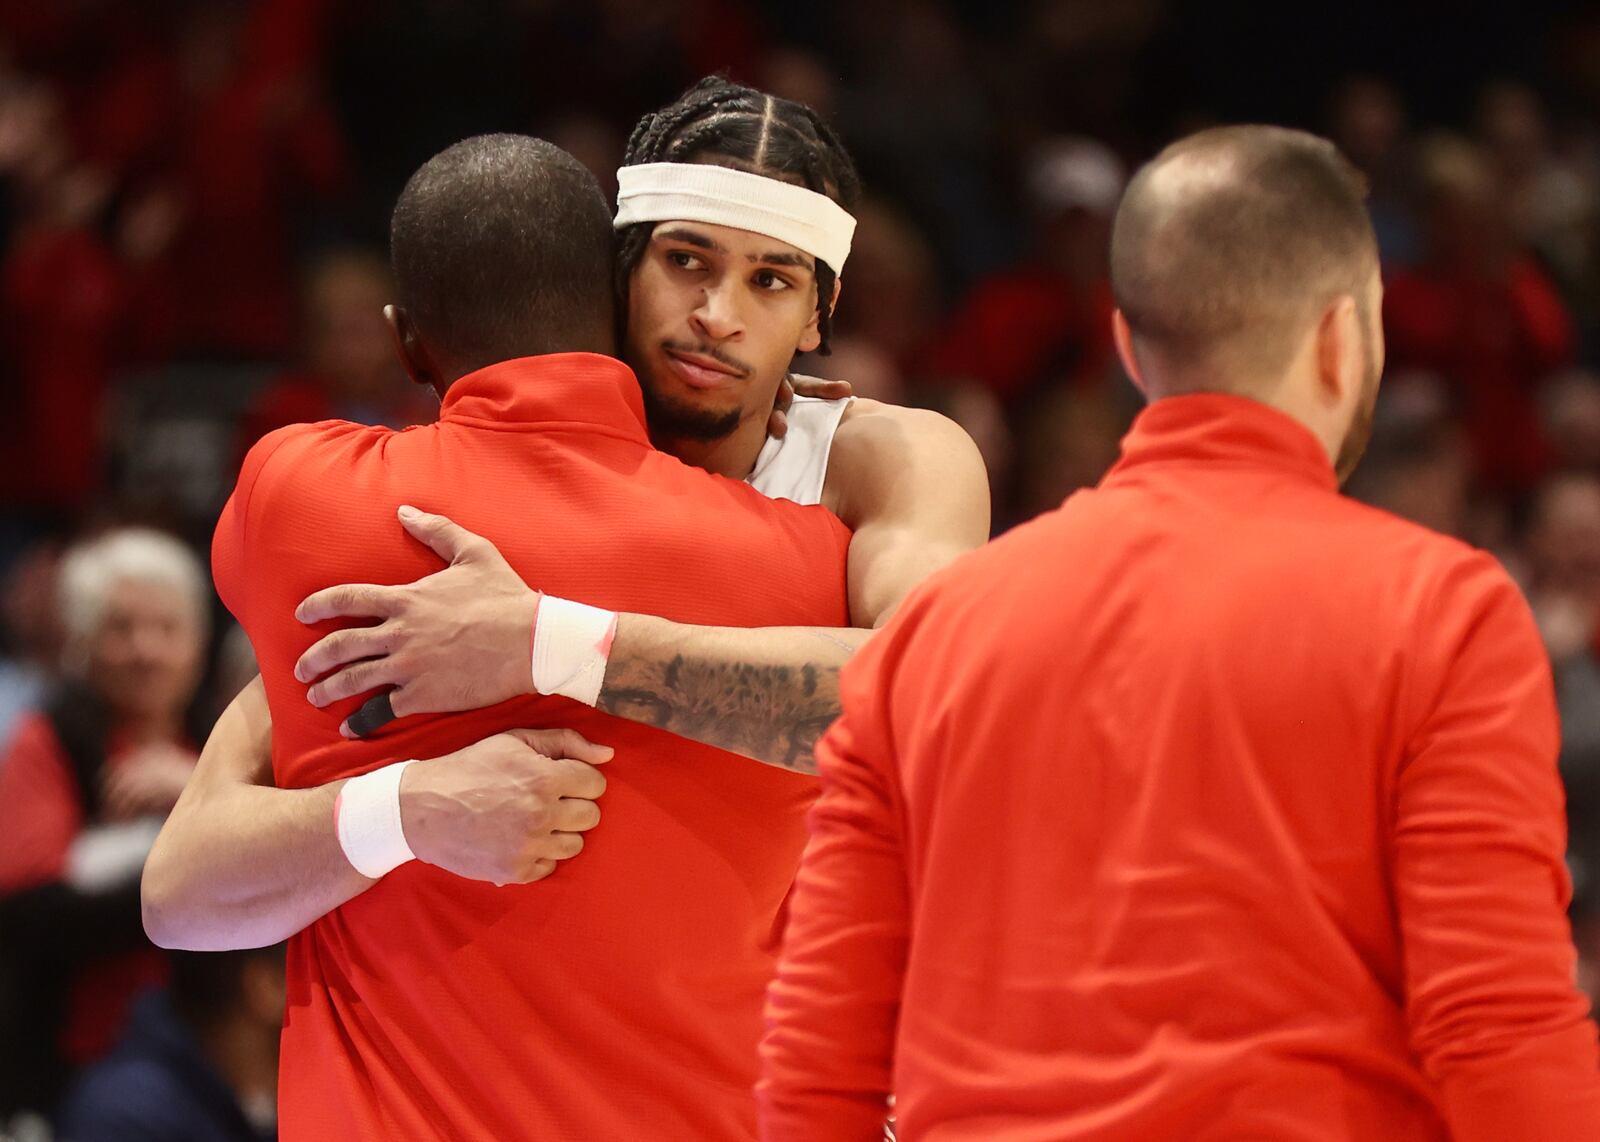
[{"xmin": 0, "ymin": 527, "xmax": 211, "ymax": 1122}]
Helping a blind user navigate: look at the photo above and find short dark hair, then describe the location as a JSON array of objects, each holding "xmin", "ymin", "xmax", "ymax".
[
  {"xmin": 616, "ymin": 76, "xmax": 861, "ymax": 354},
  {"xmin": 390, "ymin": 134, "xmax": 615, "ymax": 368},
  {"xmin": 1111, "ymin": 125, "xmax": 1376, "ymax": 379}
]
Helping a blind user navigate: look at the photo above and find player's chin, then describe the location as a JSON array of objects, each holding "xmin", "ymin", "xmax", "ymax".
[{"xmin": 676, "ymin": 386, "xmax": 745, "ymax": 416}]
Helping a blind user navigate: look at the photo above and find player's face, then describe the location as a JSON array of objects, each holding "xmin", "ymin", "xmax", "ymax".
[
  {"xmin": 1334, "ymin": 267, "xmax": 1386, "ymax": 484},
  {"xmin": 625, "ymin": 221, "xmax": 823, "ymax": 441}
]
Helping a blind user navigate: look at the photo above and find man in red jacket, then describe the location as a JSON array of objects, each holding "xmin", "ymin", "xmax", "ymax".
[
  {"xmin": 759, "ymin": 125, "xmax": 1600, "ymax": 1141},
  {"xmin": 210, "ymin": 134, "xmax": 856, "ymax": 1140}
]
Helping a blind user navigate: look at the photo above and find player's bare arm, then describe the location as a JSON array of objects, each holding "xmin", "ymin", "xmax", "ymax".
[
  {"xmin": 593, "ymin": 400, "xmax": 990, "ymax": 766},
  {"xmin": 141, "ymin": 676, "xmax": 610, "ymax": 950},
  {"xmin": 295, "ymin": 401, "xmax": 989, "ymax": 773}
]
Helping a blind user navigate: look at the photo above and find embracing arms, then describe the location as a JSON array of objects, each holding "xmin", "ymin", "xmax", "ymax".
[
  {"xmin": 299, "ymin": 405, "xmax": 990, "ymax": 773},
  {"xmin": 144, "ymin": 400, "xmax": 987, "ymax": 949},
  {"xmin": 141, "ymin": 677, "xmax": 610, "ymax": 950}
]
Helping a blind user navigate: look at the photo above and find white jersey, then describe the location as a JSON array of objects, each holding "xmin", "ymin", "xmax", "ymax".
[{"xmin": 747, "ymin": 391, "xmax": 852, "ymax": 507}]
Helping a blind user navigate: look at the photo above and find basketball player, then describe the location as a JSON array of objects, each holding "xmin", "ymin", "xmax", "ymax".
[
  {"xmin": 144, "ymin": 83, "xmax": 982, "ymax": 1139},
  {"xmin": 175, "ymin": 128, "xmax": 879, "ymax": 1140}
]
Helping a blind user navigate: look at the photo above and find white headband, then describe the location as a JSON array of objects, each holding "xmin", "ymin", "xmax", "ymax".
[{"xmin": 614, "ymin": 162, "xmax": 856, "ymax": 274}]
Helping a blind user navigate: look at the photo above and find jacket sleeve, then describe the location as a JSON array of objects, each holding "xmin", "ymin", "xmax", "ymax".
[
  {"xmin": 1393, "ymin": 552, "xmax": 1600, "ymax": 1138},
  {"xmin": 757, "ymin": 624, "xmax": 913, "ymax": 1142},
  {"xmin": 211, "ymin": 424, "xmax": 300, "ymax": 626}
]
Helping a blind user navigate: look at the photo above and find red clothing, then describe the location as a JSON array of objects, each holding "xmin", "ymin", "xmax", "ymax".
[
  {"xmin": 0, "ymin": 713, "xmax": 90, "ymax": 891},
  {"xmin": 759, "ymin": 394, "xmax": 1600, "ymax": 1141},
  {"xmin": 213, "ymin": 354, "xmax": 851, "ymax": 1141},
  {"xmin": 1384, "ymin": 259, "xmax": 1573, "ymax": 493},
  {"xmin": 0, "ymin": 226, "xmax": 125, "ymax": 511},
  {"xmin": 926, "ymin": 267, "xmax": 1115, "ymax": 401},
  {"xmin": 236, "ymin": 370, "xmax": 434, "ymax": 463}
]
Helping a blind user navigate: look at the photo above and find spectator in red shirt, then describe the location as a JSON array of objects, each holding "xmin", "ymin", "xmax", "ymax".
[
  {"xmin": 79, "ymin": 0, "xmax": 350, "ymax": 360},
  {"xmin": 0, "ymin": 79, "xmax": 126, "ymax": 519},
  {"xmin": 238, "ymin": 247, "xmax": 432, "ymax": 455},
  {"xmin": 1384, "ymin": 133, "xmax": 1574, "ymax": 494},
  {"xmin": 928, "ymin": 137, "xmax": 1123, "ymax": 404},
  {"xmin": 0, "ymin": 527, "xmax": 210, "ymax": 1120}
]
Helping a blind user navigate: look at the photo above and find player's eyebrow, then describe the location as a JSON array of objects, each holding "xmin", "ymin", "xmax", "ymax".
[
  {"xmin": 654, "ymin": 226, "xmax": 815, "ymax": 274},
  {"xmin": 655, "ymin": 226, "xmax": 724, "ymax": 253},
  {"xmin": 753, "ymin": 250, "xmax": 814, "ymax": 273}
]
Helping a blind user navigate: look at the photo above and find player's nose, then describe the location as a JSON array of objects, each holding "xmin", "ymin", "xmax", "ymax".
[{"xmin": 691, "ymin": 284, "xmax": 743, "ymax": 341}]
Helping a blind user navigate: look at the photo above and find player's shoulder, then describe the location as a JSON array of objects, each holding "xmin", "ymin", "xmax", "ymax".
[
  {"xmin": 829, "ymin": 398, "xmax": 985, "ymax": 493},
  {"xmin": 245, "ymin": 416, "xmax": 394, "ymax": 460},
  {"xmin": 1333, "ymin": 491, "xmax": 1498, "ymax": 572},
  {"xmin": 836, "ymin": 396, "xmax": 966, "ymax": 443},
  {"xmin": 229, "ymin": 419, "xmax": 415, "ymax": 544},
  {"xmin": 1325, "ymin": 493, "xmax": 1523, "ymax": 616},
  {"xmin": 240, "ymin": 418, "xmax": 402, "ymax": 489}
]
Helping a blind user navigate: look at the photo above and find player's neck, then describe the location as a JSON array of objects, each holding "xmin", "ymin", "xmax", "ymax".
[{"xmin": 659, "ymin": 410, "xmax": 769, "ymax": 482}]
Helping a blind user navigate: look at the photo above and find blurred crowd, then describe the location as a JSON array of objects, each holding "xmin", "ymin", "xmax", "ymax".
[{"xmin": 3, "ymin": 0, "xmax": 1600, "ymax": 1137}]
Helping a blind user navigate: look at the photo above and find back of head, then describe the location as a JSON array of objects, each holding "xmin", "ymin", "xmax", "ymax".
[
  {"xmin": 1111, "ymin": 125, "xmax": 1377, "ymax": 394},
  {"xmin": 390, "ymin": 135, "xmax": 616, "ymax": 372},
  {"xmin": 615, "ymin": 76, "xmax": 861, "ymax": 353}
]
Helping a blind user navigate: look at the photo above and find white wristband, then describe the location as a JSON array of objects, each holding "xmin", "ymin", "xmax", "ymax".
[
  {"xmin": 531, "ymin": 595, "xmax": 618, "ymax": 707},
  {"xmin": 335, "ymin": 760, "xmax": 418, "ymax": 879}
]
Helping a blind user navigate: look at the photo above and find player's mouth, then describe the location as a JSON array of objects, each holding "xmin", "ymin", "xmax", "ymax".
[{"xmin": 663, "ymin": 347, "xmax": 747, "ymax": 390}]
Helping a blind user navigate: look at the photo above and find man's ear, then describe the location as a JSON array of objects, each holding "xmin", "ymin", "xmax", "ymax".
[
  {"xmin": 1112, "ymin": 309, "xmax": 1148, "ymax": 398},
  {"xmin": 386, "ymin": 305, "xmax": 443, "ymax": 394},
  {"xmin": 1314, "ymin": 294, "xmax": 1359, "ymax": 410},
  {"xmin": 795, "ymin": 289, "xmax": 831, "ymax": 356}
]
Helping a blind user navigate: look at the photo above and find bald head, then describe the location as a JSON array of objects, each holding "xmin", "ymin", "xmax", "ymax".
[{"xmin": 1111, "ymin": 126, "xmax": 1377, "ymax": 392}]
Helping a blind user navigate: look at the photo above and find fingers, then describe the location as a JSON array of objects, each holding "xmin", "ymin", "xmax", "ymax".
[
  {"xmin": 307, "ymin": 659, "xmax": 403, "ymax": 708},
  {"xmin": 518, "ymin": 858, "xmax": 559, "ymax": 884},
  {"xmin": 539, "ymin": 832, "xmax": 585, "ymax": 861},
  {"xmin": 506, "ymin": 726, "xmax": 614, "ymax": 764},
  {"xmin": 295, "ymin": 625, "xmax": 395, "ymax": 683},
  {"xmin": 789, "ymin": 376, "xmax": 853, "ymax": 399},
  {"xmin": 767, "ymin": 406, "xmax": 789, "ymax": 440},
  {"xmin": 544, "ymin": 754, "xmax": 607, "ymax": 801},
  {"xmin": 343, "ymin": 691, "xmax": 398, "ymax": 739},
  {"xmin": 550, "ymin": 796, "xmax": 602, "ymax": 833},
  {"xmin": 296, "ymin": 583, "xmax": 403, "ymax": 625},
  {"xmin": 497, "ymin": 836, "xmax": 583, "ymax": 886},
  {"xmin": 100, "ymin": 771, "xmax": 136, "ymax": 820},
  {"xmin": 397, "ymin": 505, "xmax": 495, "ymax": 566}
]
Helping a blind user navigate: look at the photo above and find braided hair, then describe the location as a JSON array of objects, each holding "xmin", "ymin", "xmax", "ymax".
[{"xmin": 616, "ymin": 76, "xmax": 861, "ymax": 354}]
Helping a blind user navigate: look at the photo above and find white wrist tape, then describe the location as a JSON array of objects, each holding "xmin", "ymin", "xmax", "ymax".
[
  {"xmin": 531, "ymin": 595, "xmax": 618, "ymax": 707},
  {"xmin": 335, "ymin": 760, "xmax": 418, "ymax": 879}
]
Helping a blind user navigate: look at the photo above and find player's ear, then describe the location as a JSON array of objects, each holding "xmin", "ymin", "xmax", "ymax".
[
  {"xmin": 1112, "ymin": 310, "xmax": 1148, "ymax": 398},
  {"xmin": 827, "ymin": 277, "xmax": 841, "ymax": 317},
  {"xmin": 1314, "ymin": 293, "xmax": 1360, "ymax": 410},
  {"xmin": 386, "ymin": 305, "xmax": 442, "ymax": 393},
  {"xmin": 796, "ymin": 298, "xmax": 824, "ymax": 355}
]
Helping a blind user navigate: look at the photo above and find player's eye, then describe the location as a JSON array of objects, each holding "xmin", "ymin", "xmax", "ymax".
[
  {"xmin": 666, "ymin": 250, "xmax": 706, "ymax": 272},
  {"xmin": 753, "ymin": 270, "xmax": 793, "ymax": 292}
]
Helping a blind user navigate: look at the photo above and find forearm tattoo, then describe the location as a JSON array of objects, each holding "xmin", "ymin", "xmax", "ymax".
[{"xmin": 597, "ymin": 637, "xmax": 852, "ymax": 774}]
